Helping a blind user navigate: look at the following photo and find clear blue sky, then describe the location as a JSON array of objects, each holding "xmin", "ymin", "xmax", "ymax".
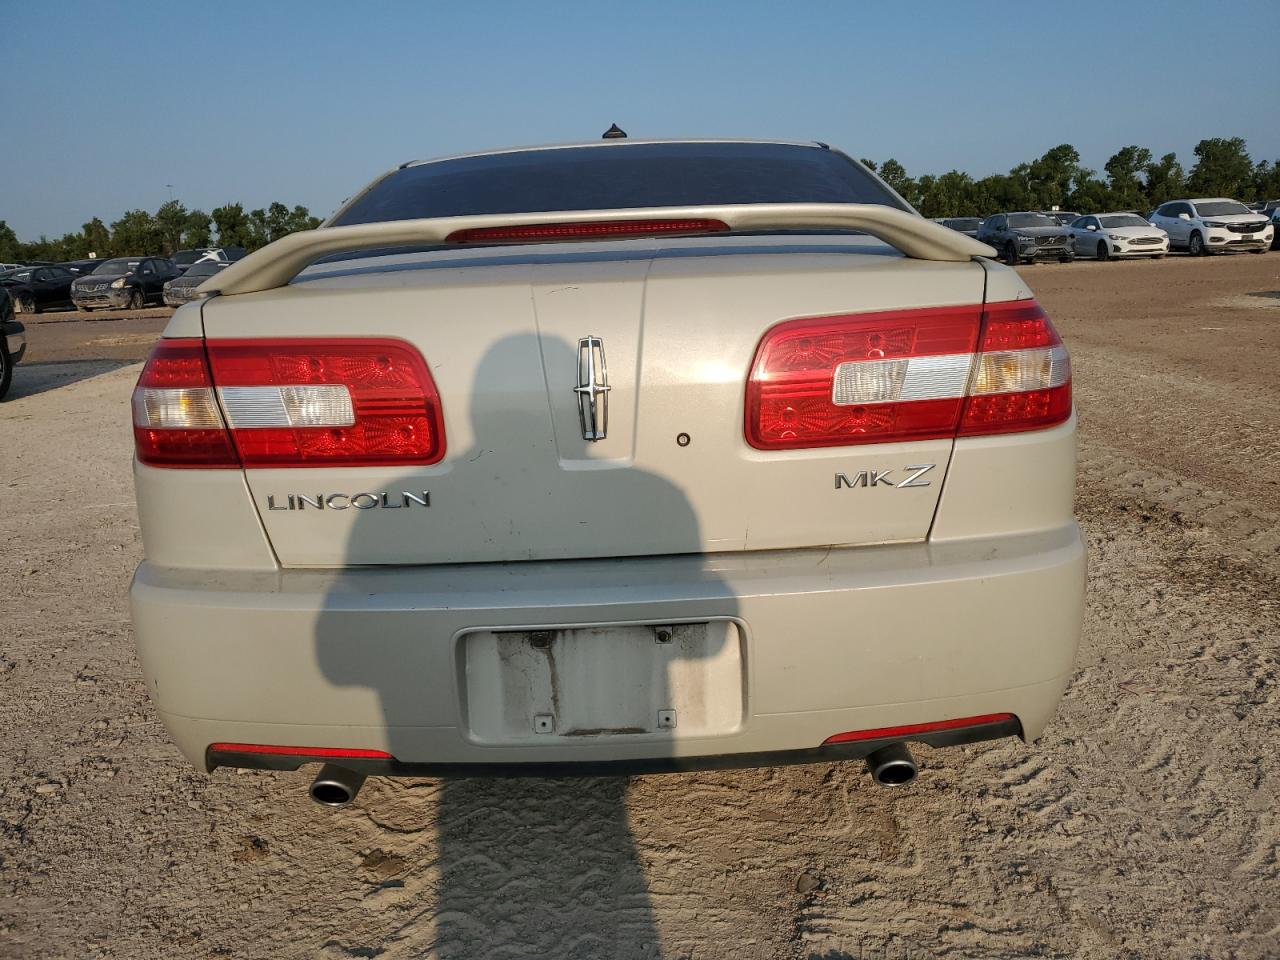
[{"xmin": 5, "ymin": 0, "xmax": 1279, "ymax": 239}]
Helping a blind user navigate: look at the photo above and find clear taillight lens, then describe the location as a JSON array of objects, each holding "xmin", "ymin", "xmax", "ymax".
[
  {"xmin": 132, "ymin": 339, "xmax": 239, "ymax": 468},
  {"xmin": 745, "ymin": 299, "xmax": 1070, "ymax": 449},
  {"xmin": 957, "ymin": 301, "xmax": 1072, "ymax": 436}
]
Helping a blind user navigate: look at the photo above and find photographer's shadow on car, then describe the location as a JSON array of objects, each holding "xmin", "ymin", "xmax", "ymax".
[{"xmin": 314, "ymin": 332, "xmax": 739, "ymax": 957}]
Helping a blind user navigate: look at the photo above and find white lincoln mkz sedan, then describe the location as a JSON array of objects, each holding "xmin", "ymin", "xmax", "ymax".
[{"xmin": 128, "ymin": 138, "xmax": 1085, "ymax": 806}]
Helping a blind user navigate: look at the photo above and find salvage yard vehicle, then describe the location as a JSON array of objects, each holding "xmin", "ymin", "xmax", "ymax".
[
  {"xmin": 1041, "ymin": 210, "xmax": 1080, "ymax": 227},
  {"xmin": 0, "ymin": 288, "xmax": 25, "ymax": 400},
  {"xmin": 163, "ymin": 259, "xmax": 228, "ymax": 306},
  {"xmin": 1148, "ymin": 198, "xmax": 1273, "ymax": 255},
  {"xmin": 70, "ymin": 256, "xmax": 180, "ymax": 310},
  {"xmin": 61, "ymin": 258, "xmax": 104, "ymax": 276},
  {"xmin": 1067, "ymin": 213, "xmax": 1168, "ymax": 260},
  {"xmin": 977, "ymin": 211, "xmax": 1075, "ymax": 265},
  {"xmin": 937, "ymin": 217, "xmax": 982, "ymax": 238},
  {"xmin": 128, "ymin": 138, "xmax": 1085, "ymax": 805},
  {"xmin": 0, "ymin": 263, "xmax": 77, "ymax": 313},
  {"xmin": 171, "ymin": 247, "xmax": 245, "ymax": 273}
]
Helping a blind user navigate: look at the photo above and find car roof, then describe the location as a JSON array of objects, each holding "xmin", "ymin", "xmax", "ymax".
[{"xmin": 398, "ymin": 137, "xmax": 831, "ymax": 169}]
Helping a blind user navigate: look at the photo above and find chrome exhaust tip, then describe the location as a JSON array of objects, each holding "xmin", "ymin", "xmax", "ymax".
[
  {"xmin": 865, "ymin": 743, "xmax": 918, "ymax": 786},
  {"xmin": 309, "ymin": 764, "xmax": 366, "ymax": 807}
]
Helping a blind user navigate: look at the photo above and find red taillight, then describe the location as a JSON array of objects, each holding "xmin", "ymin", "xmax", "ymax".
[
  {"xmin": 132, "ymin": 338, "xmax": 239, "ymax": 468},
  {"xmin": 745, "ymin": 299, "xmax": 1070, "ymax": 449},
  {"xmin": 208, "ymin": 743, "xmax": 394, "ymax": 759},
  {"xmin": 206, "ymin": 338, "xmax": 445, "ymax": 467},
  {"xmin": 746, "ymin": 305, "xmax": 983, "ymax": 449},
  {"xmin": 956, "ymin": 301, "xmax": 1072, "ymax": 436},
  {"xmin": 132, "ymin": 337, "xmax": 445, "ymax": 468},
  {"xmin": 821, "ymin": 712, "xmax": 1016, "ymax": 745},
  {"xmin": 445, "ymin": 218, "xmax": 729, "ymax": 245}
]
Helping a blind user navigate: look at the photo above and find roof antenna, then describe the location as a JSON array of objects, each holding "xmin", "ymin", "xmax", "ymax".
[{"xmin": 602, "ymin": 123, "xmax": 627, "ymax": 140}]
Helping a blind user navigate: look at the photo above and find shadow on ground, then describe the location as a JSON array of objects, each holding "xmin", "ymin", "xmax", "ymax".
[{"xmin": 4, "ymin": 358, "xmax": 138, "ymax": 402}]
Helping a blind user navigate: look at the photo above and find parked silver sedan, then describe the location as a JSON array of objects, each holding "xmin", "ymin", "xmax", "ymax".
[{"xmin": 1068, "ymin": 213, "xmax": 1168, "ymax": 260}]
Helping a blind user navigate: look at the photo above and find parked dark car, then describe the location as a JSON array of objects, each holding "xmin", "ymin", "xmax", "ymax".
[
  {"xmin": 0, "ymin": 288, "xmax": 26, "ymax": 400},
  {"xmin": 977, "ymin": 212, "xmax": 1074, "ymax": 265},
  {"xmin": 70, "ymin": 256, "xmax": 181, "ymax": 311},
  {"xmin": 937, "ymin": 217, "xmax": 983, "ymax": 238},
  {"xmin": 0, "ymin": 264, "xmax": 77, "ymax": 313},
  {"xmin": 171, "ymin": 246, "xmax": 247, "ymax": 273},
  {"xmin": 1041, "ymin": 210, "xmax": 1081, "ymax": 226},
  {"xmin": 163, "ymin": 259, "xmax": 228, "ymax": 306},
  {"xmin": 61, "ymin": 258, "xmax": 106, "ymax": 276}
]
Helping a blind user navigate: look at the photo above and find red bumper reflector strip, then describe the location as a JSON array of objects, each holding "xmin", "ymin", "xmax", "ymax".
[
  {"xmin": 209, "ymin": 743, "xmax": 394, "ymax": 760},
  {"xmin": 445, "ymin": 217, "xmax": 730, "ymax": 244},
  {"xmin": 821, "ymin": 712, "xmax": 1016, "ymax": 745}
]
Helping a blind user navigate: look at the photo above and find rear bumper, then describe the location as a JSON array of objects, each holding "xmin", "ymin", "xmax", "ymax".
[
  {"xmin": 208, "ymin": 713, "xmax": 1025, "ymax": 778},
  {"xmin": 1112, "ymin": 242, "xmax": 1168, "ymax": 257},
  {"xmin": 1209, "ymin": 239, "xmax": 1269, "ymax": 251},
  {"xmin": 132, "ymin": 523, "xmax": 1085, "ymax": 774},
  {"xmin": 2, "ymin": 319, "xmax": 24, "ymax": 363},
  {"xmin": 72, "ymin": 289, "xmax": 131, "ymax": 309},
  {"xmin": 1022, "ymin": 246, "xmax": 1072, "ymax": 261},
  {"xmin": 1206, "ymin": 228, "xmax": 1272, "ymax": 250}
]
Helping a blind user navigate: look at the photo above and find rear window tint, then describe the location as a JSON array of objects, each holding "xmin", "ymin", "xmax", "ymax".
[{"xmin": 333, "ymin": 142, "xmax": 907, "ymax": 226}]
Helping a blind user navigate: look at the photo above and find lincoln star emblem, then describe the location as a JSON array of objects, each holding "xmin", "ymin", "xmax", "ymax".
[{"xmin": 574, "ymin": 336, "xmax": 610, "ymax": 441}]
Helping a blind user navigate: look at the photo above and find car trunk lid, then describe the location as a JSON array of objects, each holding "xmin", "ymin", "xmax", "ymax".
[{"xmin": 198, "ymin": 237, "xmax": 989, "ymax": 566}]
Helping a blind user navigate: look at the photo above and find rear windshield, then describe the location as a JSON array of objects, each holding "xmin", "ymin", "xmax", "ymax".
[
  {"xmin": 182, "ymin": 260, "xmax": 226, "ymax": 278},
  {"xmin": 91, "ymin": 258, "xmax": 140, "ymax": 276},
  {"xmin": 1193, "ymin": 201, "xmax": 1251, "ymax": 217},
  {"xmin": 1099, "ymin": 215, "xmax": 1150, "ymax": 228},
  {"xmin": 332, "ymin": 142, "xmax": 908, "ymax": 226},
  {"xmin": 945, "ymin": 218, "xmax": 981, "ymax": 230},
  {"xmin": 1008, "ymin": 213, "xmax": 1057, "ymax": 228}
]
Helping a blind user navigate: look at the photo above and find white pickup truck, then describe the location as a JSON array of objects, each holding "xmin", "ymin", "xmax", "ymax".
[{"xmin": 128, "ymin": 139, "xmax": 1084, "ymax": 805}]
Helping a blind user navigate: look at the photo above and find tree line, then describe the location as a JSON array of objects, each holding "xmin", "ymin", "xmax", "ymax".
[
  {"xmin": 0, "ymin": 201, "xmax": 323, "ymax": 264},
  {"xmin": 863, "ymin": 137, "xmax": 1280, "ymax": 219},
  {"xmin": 3, "ymin": 136, "xmax": 1278, "ymax": 263}
]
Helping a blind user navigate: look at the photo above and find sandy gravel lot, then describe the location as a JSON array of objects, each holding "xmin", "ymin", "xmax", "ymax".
[{"xmin": 1, "ymin": 254, "xmax": 1278, "ymax": 959}]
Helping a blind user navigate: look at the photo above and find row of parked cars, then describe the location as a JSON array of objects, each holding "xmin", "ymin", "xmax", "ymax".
[
  {"xmin": 0, "ymin": 246, "xmax": 241, "ymax": 314},
  {"xmin": 937, "ymin": 197, "xmax": 1279, "ymax": 265}
]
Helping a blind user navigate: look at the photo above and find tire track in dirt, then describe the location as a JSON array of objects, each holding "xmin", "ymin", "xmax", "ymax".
[{"xmin": 4, "ymin": 255, "xmax": 1280, "ymax": 959}]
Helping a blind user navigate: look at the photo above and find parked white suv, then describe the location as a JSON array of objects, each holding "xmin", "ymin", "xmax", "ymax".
[
  {"xmin": 1148, "ymin": 198, "xmax": 1273, "ymax": 255},
  {"xmin": 128, "ymin": 139, "xmax": 1085, "ymax": 805}
]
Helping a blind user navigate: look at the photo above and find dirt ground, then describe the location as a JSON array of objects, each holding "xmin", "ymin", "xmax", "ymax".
[{"xmin": 1, "ymin": 253, "xmax": 1277, "ymax": 959}]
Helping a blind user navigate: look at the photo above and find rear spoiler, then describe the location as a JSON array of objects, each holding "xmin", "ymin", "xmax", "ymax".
[{"xmin": 200, "ymin": 203, "xmax": 997, "ymax": 297}]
